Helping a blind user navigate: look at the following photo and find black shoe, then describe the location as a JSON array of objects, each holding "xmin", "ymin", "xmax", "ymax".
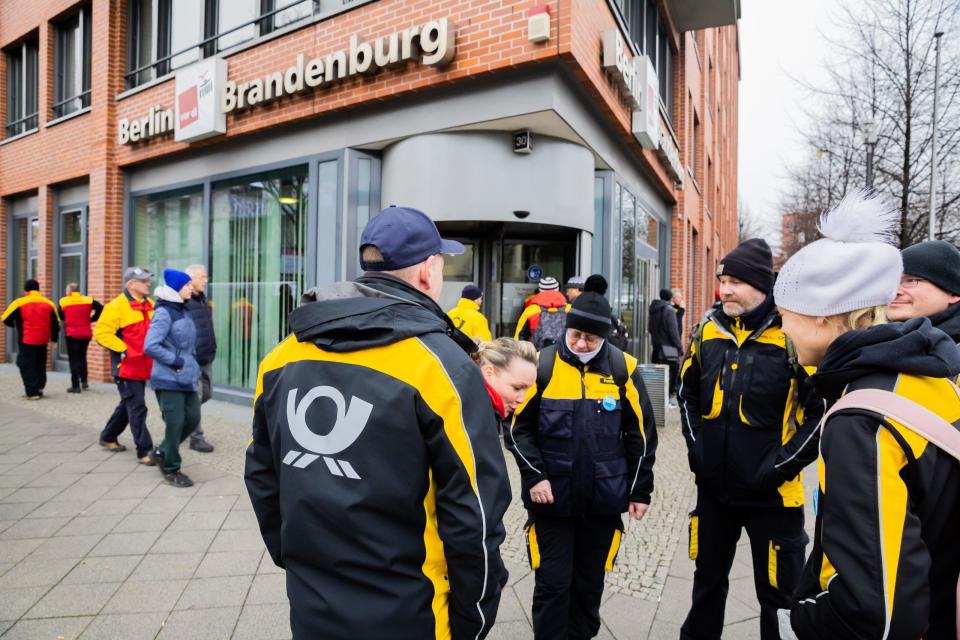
[
  {"xmin": 189, "ymin": 437, "xmax": 214, "ymax": 453},
  {"xmin": 148, "ymin": 449, "xmax": 164, "ymax": 467},
  {"xmin": 81, "ymin": 382, "xmax": 90, "ymax": 390},
  {"xmin": 67, "ymin": 386, "xmax": 81, "ymax": 394},
  {"xmin": 163, "ymin": 471, "xmax": 194, "ymax": 488}
]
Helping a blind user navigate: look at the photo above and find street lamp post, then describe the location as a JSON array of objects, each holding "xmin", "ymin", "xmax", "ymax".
[
  {"xmin": 929, "ymin": 31, "xmax": 944, "ymax": 240},
  {"xmin": 862, "ymin": 118, "xmax": 878, "ymax": 190}
]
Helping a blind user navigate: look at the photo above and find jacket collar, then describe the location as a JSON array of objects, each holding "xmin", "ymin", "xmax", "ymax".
[
  {"xmin": 484, "ymin": 377, "xmax": 507, "ymax": 420},
  {"xmin": 457, "ymin": 297, "xmax": 481, "ymax": 312},
  {"xmin": 710, "ymin": 295, "xmax": 779, "ymax": 342}
]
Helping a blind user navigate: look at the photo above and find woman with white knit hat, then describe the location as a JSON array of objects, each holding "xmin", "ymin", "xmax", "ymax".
[{"xmin": 774, "ymin": 191, "xmax": 960, "ymax": 640}]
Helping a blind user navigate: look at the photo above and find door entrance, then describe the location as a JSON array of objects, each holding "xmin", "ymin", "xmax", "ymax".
[{"xmin": 437, "ymin": 222, "xmax": 579, "ymax": 339}]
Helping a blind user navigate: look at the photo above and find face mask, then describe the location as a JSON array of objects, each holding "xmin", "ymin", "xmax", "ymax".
[{"xmin": 573, "ymin": 341, "xmax": 604, "ymax": 364}]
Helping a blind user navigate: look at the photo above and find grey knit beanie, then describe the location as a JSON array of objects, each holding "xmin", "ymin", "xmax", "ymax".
[{"xmin": 774, "ymin": 190, "xmax": 903, "ymax": 316}]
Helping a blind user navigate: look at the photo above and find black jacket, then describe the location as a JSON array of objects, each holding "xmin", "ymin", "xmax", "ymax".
[
  {"xmin": 245, "ymin": 274, "xmax": 510, "ymax": 640},
  {"xmin": 929, "ymin": 301, "xmax": 960, "ymax": 343},
  {"xmin": 677, "ymin": 298, "xmax": 825, "ymax": 507},
  {"xmin": 790, "ymin": 318, "xmax": 960, "ymax": 640},
  {"xmin": 508, "ymin": 340, "xmax": 657, "ymax": 515},
  {"xmin": 184, "ymin": 292, "xmax": 216, "ymax": 366},
  {"xmin": 649, "ymin": 299, "xmax": 683, "ymax": 360}
]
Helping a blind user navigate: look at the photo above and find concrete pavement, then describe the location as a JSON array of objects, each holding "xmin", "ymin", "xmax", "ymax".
[{"xmin": 0, "ymin": 364, "xmax": 816, "ymax": 639}]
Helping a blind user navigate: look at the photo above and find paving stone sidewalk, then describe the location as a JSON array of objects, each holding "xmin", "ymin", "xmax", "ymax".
[{"xmin": 0, "ymin": 364, "xmax": 816, "ymax": 639}]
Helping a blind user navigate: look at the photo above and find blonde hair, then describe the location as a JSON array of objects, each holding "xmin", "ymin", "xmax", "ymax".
[
  {"xmin": 829, "ymin": 305, "xmax": 888, "ymax": 331},
  {"xmin": 476, "ymin": 338, "xmax": 537, "ymax": 370}
]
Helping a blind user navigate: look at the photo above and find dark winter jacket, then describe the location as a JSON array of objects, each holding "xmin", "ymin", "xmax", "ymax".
[
  {"xmin": 144, "ymin": 286, "xmax": 200, "ymax": 392},
  {"xmin": 184, "ymin": 291, "xmax": 217, "ymax": 366},
  {"xmin": 790, "ymin": 318, "xmax": 960, "ymax": 640},
  {"xmin": 678, "ymin": 297, "xmax": 826, "ymax": 507},
  {"xmin": 245, "ymin": 274, "xmax": 510, "ymax": 640},
  {"xmin": 649, "ymin": 299, "xmax": 683, "ymax": 361},
  {"xmin": 508, "ymin": 339, "xmax": 657, "ymax": 516}
]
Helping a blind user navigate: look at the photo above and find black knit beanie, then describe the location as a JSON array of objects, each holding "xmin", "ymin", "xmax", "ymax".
[
  {"xmin": 583, "ymin": 274, "xmax": 608, "ymax": 296},
  {"xmin": 902, "ymin": 240, "xmax": 960, "ymax": 295},
  {"xmin": 659, "ymin": 289, "xmax": 673, "ymax": 301},
  {"xmin": 566, "ymin": 292, "xmax": 612, "ymax": 339},
  {"xmin": 717, "ymin": 238, "xmax": 775, "ymax": 294}
]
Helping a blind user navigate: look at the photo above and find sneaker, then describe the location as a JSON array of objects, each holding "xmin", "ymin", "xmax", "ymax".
[
  {"xmin": 67, "ymin": 387, "xmax": 81, "ymax": 394},
  {"xmin": 163, "ymin": 471, "xmax": 194, "ymax": 488},
  {"xmin": 148, "ymin": 449, "xmax": 164, "ymax": 467},
  {"xmin": 189, "ymin": 437, "xmax": 214, "ymax": 453},
  {"xmin": 138, "ymin": 455, "xmax": 156, "ymax": 466}
]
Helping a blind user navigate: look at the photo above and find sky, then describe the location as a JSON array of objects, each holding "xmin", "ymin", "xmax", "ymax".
[{"xmin": 737, "ymin": 0, "xmax": 838, "ymax": 245}]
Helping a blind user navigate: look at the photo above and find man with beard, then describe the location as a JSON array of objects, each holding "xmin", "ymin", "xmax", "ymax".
[
  {"xmin": 887, "ymin": 240, "xmax": 960, "ymax": 345},
  {"xmin": 677, "ymin": 238, "xmax": 825, "ymax": 640}
]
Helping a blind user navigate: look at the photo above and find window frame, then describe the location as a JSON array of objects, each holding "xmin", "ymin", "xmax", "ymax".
[
  {"xmin": 125, "ymin": 0, "xmax": 329, "ymax": 90},
  {"xmin": 53, "ymin": 4, "xmax": 93, "ymax": 119},
  {"xmin": 4, "ymin": 35, "xmax": 40, "ymax": 138}
]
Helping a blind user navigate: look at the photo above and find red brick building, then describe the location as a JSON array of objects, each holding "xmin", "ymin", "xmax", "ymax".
[{"xmin": 1, "ymin": 0, "xmax": 740, "ymax": 397}]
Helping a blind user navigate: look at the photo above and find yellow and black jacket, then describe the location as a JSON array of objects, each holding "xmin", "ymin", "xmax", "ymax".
[
  {"xmin": 94, "ymin": 292, "xmax": 154, "ymax": 381},
  {"xmin": 678, "ymin": 299, "xmax": 824, "ymax": 507},
  {"xmin": 508, "ymin": 340, "xmax": 657, "ymax": 515},
  {"xmin": 447, "ymin": 297, "xmax": 492, "ymax": 343},
  {"xmin": 790, "ymin": 317, "xmax": 960, "ymax": 640},
  {"xmin": 245, "ymin": 275, "xmax": 511, "ymax": 640}
]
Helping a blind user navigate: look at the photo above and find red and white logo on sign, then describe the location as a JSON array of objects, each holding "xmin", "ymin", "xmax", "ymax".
[{"xmin": 178, "ymin": 85, "xmax": 199, "ymax": 128}]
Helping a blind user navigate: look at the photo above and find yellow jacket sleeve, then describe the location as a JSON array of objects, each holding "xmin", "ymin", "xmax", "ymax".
[
  {"xmin": 515, "ymin": 305, "xmax": 538, "ymax": 340},
  {"xmin": 93, "ymin": 299, "xmax": 127, "ymax": 353}
]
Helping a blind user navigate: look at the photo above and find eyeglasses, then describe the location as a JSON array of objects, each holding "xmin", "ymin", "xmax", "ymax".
[
  {"xmin": 900, "ymin": 277, "xmax": 927, "ymax": 289},
  {"xmin": 567, "ymin": 329, "xmax": 603, "ymax": 348}
]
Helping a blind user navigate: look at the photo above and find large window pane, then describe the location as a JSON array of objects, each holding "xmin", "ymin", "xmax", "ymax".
[
  {"xmin": 54, "ymin": 6, "xmax": 91, "ymax": 117},
  {"xmin": 274, "ymin": 0, "xmax": 315, "ymax": 29},
  {"xmin": 170, "ymin": 0, "xmax": 202, "ymax": 69},
  {"xmin": 133, "ymin": 188, "xmax": 204, "ymax": 279},
  {"xmin": 218, "ymin": 0, "xmax": 258, "ymax": 51},
  {"xmin": 128, "ymin": 0, "xmax": 155, "ymax": 86},
  {"xmin": 5, "ymin": 37, "xmax": 39, "ymax": 137},
  {"xmin": 620, "ymin": 188, "xmax": 636, "ymax": 340},
  {"xmin": 210, "ymin": 165, "xmax": 308, "ymax": 389},
  {"xmin": 61, "ymin": 209, "xmax": 83, "ymax": 245},
  {"xmin": 61, "ymin": 254, "xmax": 82, "ymax": 290}
]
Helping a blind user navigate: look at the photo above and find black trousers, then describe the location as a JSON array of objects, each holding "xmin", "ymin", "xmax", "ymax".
[
  {"xmin": 530, "ymin": 514, "xmax": 622, "ymax": 640},
  {"xmin": 100, "ymin": 378, "xmax": 154, "ymax": 457},
  {"xmin": 681, "ymin": 491, "xmax": 807, "ymax": 640},
  {"xmin": 652, "ymin": 351, "xmax": 679, "ymax": 396},
  {"xmin": 65, "ymin": 337, "xmax": 90, "ymax": 388},
  {"xmin": 16, "ymin": 343, "xmax": 47, "ymax": 397}
]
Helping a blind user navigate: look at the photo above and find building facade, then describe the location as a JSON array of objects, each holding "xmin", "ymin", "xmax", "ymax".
[{"xmin": 1, "ymin": 0, "xmax": 740, "ymax": 399}]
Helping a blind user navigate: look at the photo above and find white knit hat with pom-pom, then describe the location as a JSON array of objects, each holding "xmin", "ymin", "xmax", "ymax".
[{"xmin": 774, "ymin": 190, "xmax": 903, "ymax": 316}]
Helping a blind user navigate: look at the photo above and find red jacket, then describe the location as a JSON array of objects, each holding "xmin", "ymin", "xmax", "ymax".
[
  {"xmin": 58, "ymin": 292, "xmax": 103, "ymax": 340},
  {"xmin": 94, "ymin": 292, "xmax": 154, "ymax": 380},
  {"xmin": 2, "ymin": 291, "xmax": 60, "ymax": 345}
]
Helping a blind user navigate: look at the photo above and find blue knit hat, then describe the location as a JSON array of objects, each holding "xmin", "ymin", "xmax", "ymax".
[{"xmin": 163, "ymin": 269, "xmax": 191, "ymax": 293}]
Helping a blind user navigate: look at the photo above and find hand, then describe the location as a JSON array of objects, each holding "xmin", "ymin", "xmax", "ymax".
[
  {"xmin": 628, "ymin": 502, "xmax": 649, "ymax": 521},
  {"xmin": 529, "ymin": 479, "xmax": 554, "ymax": 505},
  {"xmin": 777, "ymin": 609, "xmax": 798, "ymax": 640}
]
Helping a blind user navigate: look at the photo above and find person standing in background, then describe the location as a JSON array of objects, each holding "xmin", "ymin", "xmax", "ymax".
[
  {"xmin": 58, "ymin": 283, "xmax": 103, "ymax": 393},
  {"xmin": 2, "ymin": 279, "xmax": 60, "ymax": 399},
  {"xmin": 183, "ymin": 264, "xmax": 216, "ymax": 453},
  {"xmin": 447, "ymin": 283, "xmax": 492, "ymax": 344},
  {"xmin": 565, "ymin": 276, "xmax": 585, "ymax": 303}
]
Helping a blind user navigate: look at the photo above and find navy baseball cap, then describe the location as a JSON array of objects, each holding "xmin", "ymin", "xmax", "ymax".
[{"xmin": 360, "ymin": 206, "xmax": 464, "ymax": 271}]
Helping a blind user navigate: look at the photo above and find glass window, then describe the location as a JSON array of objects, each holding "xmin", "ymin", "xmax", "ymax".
[
  {"xmin": 620, "ymin": 188, "xmax": 636, "ymax": 340},
  {"xmin": 217, "ymin": 0, "xmax": 258, "ymax": 51},
  {"xmin": 169, "ymin": 0, "xmax": 203, "ymax": 69},
  {"xmin": 658, "ymin": 21, "xmax": 673, "ymax": 123},
  {"xmin": 636, "ymin": 203, "xmax": 649, "ymax": 246},
  {"xmin": 645, "ymin": 0, "xmax": 656, "ymax": 59},
  {"xmin": 210, "ymin": 165, "xmax": 308, "ymax": 389},
  {"xmin": 269, "ymin": 0, "xmax": 317, "ymax": 31},
  {"xmin": 60, "ymin": 254, "xmax": 82, "ymax": 290},
  {"xmin": 54, "ymin": 5, "xmax": 92, "ymax": 118},
  {"xmin": 128, "ymin": 0, "xmax": 156, "ymax": 87},
  {"xmin": 61, "ymin": 209, "xmax": 83, "ymax": 245},
  {"xmin": 133, "ymin": 188, "xmax": 204, "ymax": 278},
  {"xmin": 5, "ymin": 36, "xmax": 39, "ymax": 137}
]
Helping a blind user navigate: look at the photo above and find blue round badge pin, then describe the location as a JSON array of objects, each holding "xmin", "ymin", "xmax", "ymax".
[{"xmin": 601, "ymin": 395, "xmax": 617, "ymax": 412}]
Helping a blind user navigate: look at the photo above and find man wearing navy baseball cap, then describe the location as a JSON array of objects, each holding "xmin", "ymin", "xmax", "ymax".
[{"xmin": 246, "ymin": 206, "xmax": 511, "ymax": 640}]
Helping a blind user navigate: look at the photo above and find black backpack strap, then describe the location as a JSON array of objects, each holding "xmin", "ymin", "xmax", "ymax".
[
  {"xmin": 606, "ymin": 344, "xmax": 629, "ymax": 400},
  {"xmin": 537, "ymin": 345, "xmax": 558, "ymax": 392}
]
